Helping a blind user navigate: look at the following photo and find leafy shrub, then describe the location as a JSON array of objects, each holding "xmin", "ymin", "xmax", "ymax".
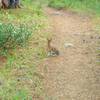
[
  {"xmin": 0, "ymin": 23, "xmax": 32, "ymax": 50},
  {"xmin": 48, "ymin": 0, "xmax": 100, "ymax": 14},
  {"xmin": 48, "ymin": 0, "xmax": 66, "ymax": 9}
]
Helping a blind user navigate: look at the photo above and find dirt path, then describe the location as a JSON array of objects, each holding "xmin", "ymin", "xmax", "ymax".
[{"xmin": 39, "ymin": 8, "xmax": 100, "ymax": 100}]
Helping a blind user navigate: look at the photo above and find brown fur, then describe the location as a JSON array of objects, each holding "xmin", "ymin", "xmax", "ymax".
[
  {"xmin": 47, "ymin": 38, "xmax": 59, "ymax": 56},
  {"xmin": 47, "ymin": 38, "xmax": 56, "ymax": 51}
]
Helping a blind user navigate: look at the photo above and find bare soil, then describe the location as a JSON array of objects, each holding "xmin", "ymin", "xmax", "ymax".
[{"xmin": 39, "ymin": 8, "xmax": 100, "ymax": 100}]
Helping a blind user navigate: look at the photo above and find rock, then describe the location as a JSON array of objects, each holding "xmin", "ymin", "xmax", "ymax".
[
  {"xmin": 64, "ymin": 43, "xmax": 74, "ymax": 48},
  {"xmin": 97, "ymin": 54, "xmax": 100, "ymax": 56},
  {"xmin": 96, "ymin": 60, "xmax": 100, "ymax": 63},
  {"xmin": 96, "ymin": 47, "xmax": 100, "ymax": 50},
  {"xmin": 52, "ymin": 11, "xmax": 63, "ymax": 16}
]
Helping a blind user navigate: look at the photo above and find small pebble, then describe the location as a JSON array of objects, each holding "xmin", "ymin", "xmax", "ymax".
[
  {"xmin": 52, "ymin": 12, "xmax": 62, "ymax": 16},
  {"xmin": 96, "ymin": 60, "xmax": 100, "ymax": 63},
  {"xmin": 64, "ymin": 43, "xmax": 74, "ymax": 48},
  {"xmin": 96, "ymin": 47, "xmax": 100, "ymax": 50}
]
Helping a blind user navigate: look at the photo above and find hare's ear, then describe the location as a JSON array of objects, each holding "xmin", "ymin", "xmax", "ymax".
[{"xmin": 47, "ymin": 38, "xmax": 52, "ymax": 42}]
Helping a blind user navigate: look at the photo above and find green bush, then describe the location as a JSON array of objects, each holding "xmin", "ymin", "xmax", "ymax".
[
  {"xmin": 48, "ymin": 0, "xmax": 65, "ymax": 9},
  {"xmin": 48, "ymin": 0, "xmax": 100, "ymax": 14},
  {"xmin": 0, "ymin": 23, "xmax": 32, "ymax": 50}
]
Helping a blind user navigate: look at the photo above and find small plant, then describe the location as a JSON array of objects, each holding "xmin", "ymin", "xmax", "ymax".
[
  {"xmin": 13, "ymin": 89, "xmax": 32, "ymax": 100},
  {"xmin": 0, "ymin": 23, "xmax": 32, "ymax": 52}
]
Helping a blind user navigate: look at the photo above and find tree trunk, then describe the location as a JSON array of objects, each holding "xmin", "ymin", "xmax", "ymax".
[
  {"xmin": 2, "ymin": 0, "xmax": 9, "ymax": 9},
  {"xmin": 15, "ymin": 0, "xmax": 20, "ymax": 8},
  {"xmin": 9, "ymin": 0, "xmax": 21, "ymax": 8},
  {"xmin": 0, "ymin": 0, "xmax": 2, "ymax": 8},
  {"xmin": 0, "ymin": 0, "xmax": 21, "ymax": 9}
]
